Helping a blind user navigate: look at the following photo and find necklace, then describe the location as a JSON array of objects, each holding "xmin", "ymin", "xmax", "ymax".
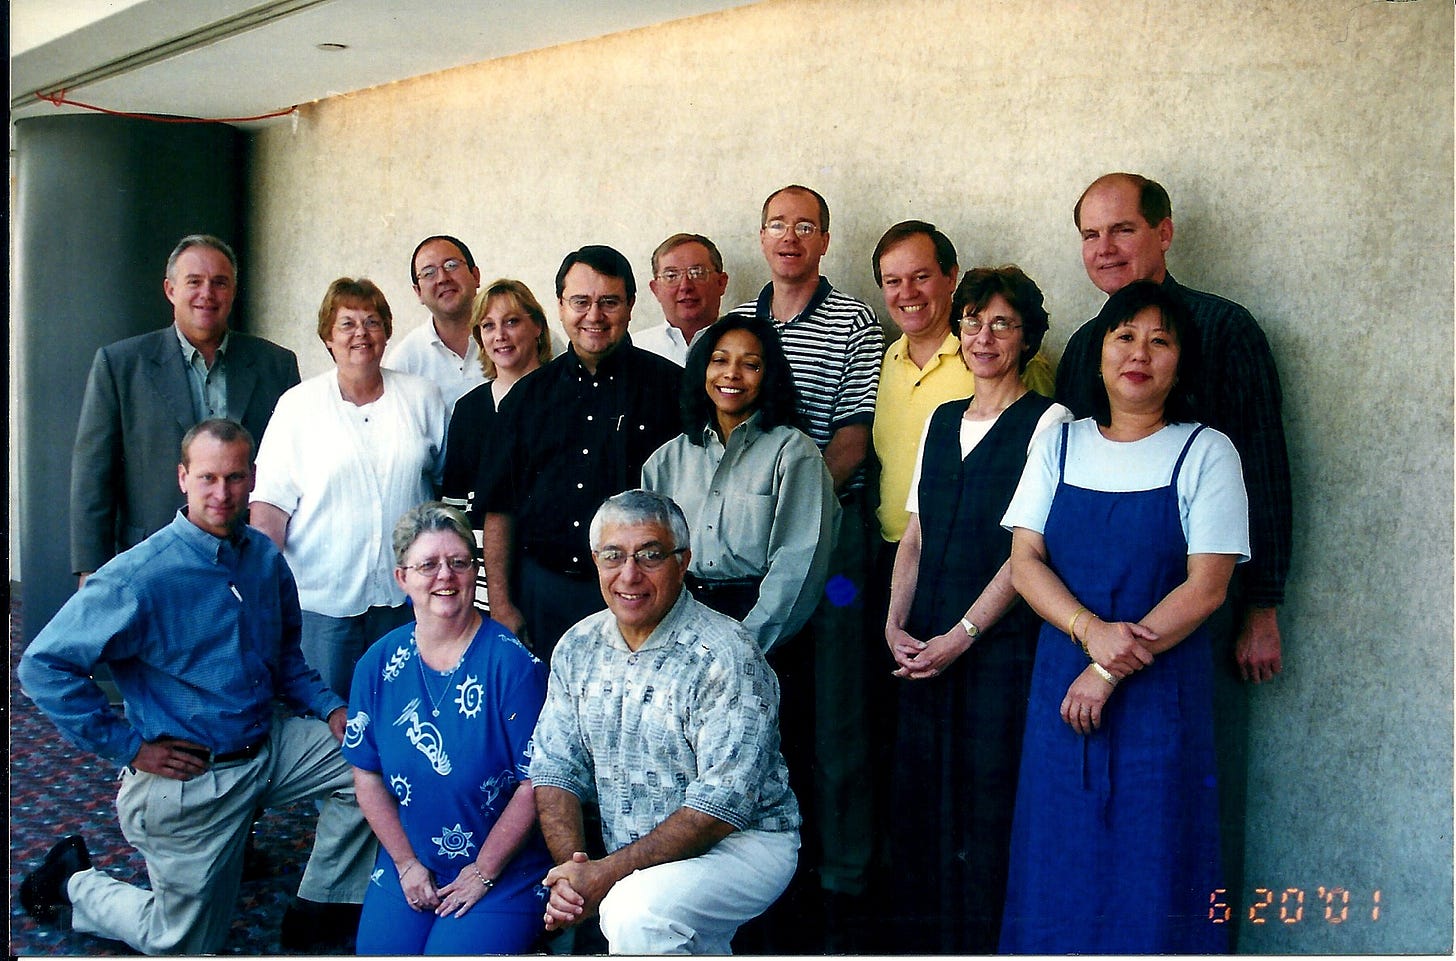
[{"xmin": 415, "ymin": 630, "xmax": 470, "ymax": 718}]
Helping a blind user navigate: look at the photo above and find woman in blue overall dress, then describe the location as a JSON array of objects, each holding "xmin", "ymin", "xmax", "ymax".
[
  {"xmin": 883, "ymin": 266, "xmax": 1070, "ymax": 953},
  {"xmin": 343, "ymin": 503, "xmax": 552, "ymax": 954},
  {"xmin": 999, "ymin": 281, "xmax": 1249, "ymax": 953}
]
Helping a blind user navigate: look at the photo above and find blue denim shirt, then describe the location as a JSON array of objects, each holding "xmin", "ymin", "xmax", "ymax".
[{"xmin": 20, "ymin": 510, "xmax": 343, "ymax": 765}]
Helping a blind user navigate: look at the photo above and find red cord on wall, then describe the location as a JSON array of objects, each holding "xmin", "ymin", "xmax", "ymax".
[{"xmin": 35, "ymin": 90, "xmax": 299, "ymax": 124}]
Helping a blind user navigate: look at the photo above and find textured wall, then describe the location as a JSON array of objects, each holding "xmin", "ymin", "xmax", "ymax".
[{"xmin": 246, "ymin": 0, "xmax": 1453, "ymax": 952}]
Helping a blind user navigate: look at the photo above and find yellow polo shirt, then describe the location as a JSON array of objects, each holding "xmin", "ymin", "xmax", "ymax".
[{"xmin": 873, "ymin": 333, "xmax": 975, "ymax": 543}]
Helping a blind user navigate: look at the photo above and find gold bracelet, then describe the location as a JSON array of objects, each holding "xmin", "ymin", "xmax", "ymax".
[
  {"xmin": 1091, "ymin": 662, "xmax": 1118, "ymax": 686},
  {"xmin": 1067, "ymin": 606, "xmax": 1087, "ymax": 640}
]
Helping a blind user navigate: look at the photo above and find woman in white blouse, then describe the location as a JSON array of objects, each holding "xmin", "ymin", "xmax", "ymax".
[{"xmin": 252, "ymin": 278, "xmax": 445, "ymax": 696}]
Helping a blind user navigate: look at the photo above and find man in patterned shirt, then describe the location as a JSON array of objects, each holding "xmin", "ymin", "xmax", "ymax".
[{"xmin": 531, "ymin": 490, "xmax": 800, "ymax": 955}]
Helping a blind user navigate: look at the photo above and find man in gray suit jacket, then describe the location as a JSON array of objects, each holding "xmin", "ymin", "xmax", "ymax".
[{"xmin": 70, "ymin": 235, "xmax": 301, "ymax": 581}]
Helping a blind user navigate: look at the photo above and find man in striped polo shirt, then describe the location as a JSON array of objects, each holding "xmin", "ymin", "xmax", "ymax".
[{"xmin": 728, "ymin": 184, "xmax": 882, "ymax": 951}]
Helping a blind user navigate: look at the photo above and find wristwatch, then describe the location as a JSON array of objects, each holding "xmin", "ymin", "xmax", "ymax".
[{"xmin": 960, "ymin": 617, "xmax": 980, "ymax": 640}]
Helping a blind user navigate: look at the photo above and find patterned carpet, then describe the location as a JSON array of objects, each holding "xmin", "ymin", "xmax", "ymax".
[{"xmin": 8, "ymin": 586, "xmax": 330, "ymax": 956}]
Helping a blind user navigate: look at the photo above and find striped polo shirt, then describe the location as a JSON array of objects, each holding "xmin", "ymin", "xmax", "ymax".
[{"xmin": 729, "ymin": 277, "xmax": 883, "ymax": 494}]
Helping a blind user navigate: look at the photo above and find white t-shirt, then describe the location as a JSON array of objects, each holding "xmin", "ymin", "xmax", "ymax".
[
  {"xmin": 905, "ymin": 401, "xmax": 1073, "ymax": 515},
  {"xmin": 383, "ymin": 320, "xmax": 486, "ymax": 413},
  {"xmin": 253, "ymin": 369, "xmax": 446, "ymax": 616},
  {"xmin": 633, "ymin": 322, "xmax": 703, "ymax": 367},
  {"xmin": 1000, "ymin": 418, "xmax": 1250, "ymax": 561}
]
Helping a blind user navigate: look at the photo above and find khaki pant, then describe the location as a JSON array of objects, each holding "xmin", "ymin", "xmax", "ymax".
[{"xmin": 68, "ymin": 716, "xmax": 375, "ymax": 955}]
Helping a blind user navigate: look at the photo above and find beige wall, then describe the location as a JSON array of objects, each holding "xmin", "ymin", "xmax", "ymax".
[{"xmin": 246, "ymin": 0, "xmax": 1453, "ymax": 952}]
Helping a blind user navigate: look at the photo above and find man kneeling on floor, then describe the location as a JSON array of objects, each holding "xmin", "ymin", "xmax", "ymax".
[
  {"xmin": 18, "ymin": 418, "xmax": 375, "ymax": 954},
  {"xmin": 530, "ymin": 489, "xmax": 800, "ymax": 954}
]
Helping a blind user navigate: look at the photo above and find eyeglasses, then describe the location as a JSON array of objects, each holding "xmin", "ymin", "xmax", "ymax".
[
  {"xmin": 564, "ymin": 295, "xmax": 626, "ymax": 313},
  {"xmin": 400, "ymin": 556, "xmax": 476, "ymax": 576},
  {"xmin": 591, "ymin": 547, "xmax": 686, "ymax": 570},
  {"xmin": 655, "ymin": 266, "xmax": 715, "ymax": 286},
  {"xmin": 417, "ymin": 259, "xmax": 465, "ymax": 282},
  {"xmin": 960, "ymin": 317, "xmax": 1023, "ymax": 338},
  {"xmin": 762, "ymin": 220, "xmax": 821, "ymax": 240},
  {"xmin": 335, "ymin": 317, "xmax": 386, "ymax": 334}
]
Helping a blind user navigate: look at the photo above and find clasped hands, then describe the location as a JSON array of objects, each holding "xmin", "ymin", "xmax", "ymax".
[
  {"xmin": 886, "ymin": 624, "xmax": 971, "ymax": 680},
  {"xmin": 1061, "ymin": 618, "xmax": 1157, "ymax": 735},
  {"xmin": 541, "ymin": 851, "xmax": 616, "ymax": 931},
  {"xmin": 398, "ymin": 859, "xmax": 491, "ymax": 917}
]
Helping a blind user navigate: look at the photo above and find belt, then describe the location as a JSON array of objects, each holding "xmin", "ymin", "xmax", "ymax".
[
  {"xmin": 685, "ymin": 574, "xmax": 765, "ymax": 594},
  {"xmin": 211, "ymin": 739, "xmax": 267, "ymax": 765}
]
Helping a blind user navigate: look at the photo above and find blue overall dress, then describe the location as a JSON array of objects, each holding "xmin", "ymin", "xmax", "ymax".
[{"xmin": 999, "ymin": 423, "xmax": 1226, "ymax": 954}]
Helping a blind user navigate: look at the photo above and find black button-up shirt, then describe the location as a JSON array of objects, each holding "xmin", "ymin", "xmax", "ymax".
[{"xmin": 482, "ymin": 338, "xmax": 683, "ymax": 576}]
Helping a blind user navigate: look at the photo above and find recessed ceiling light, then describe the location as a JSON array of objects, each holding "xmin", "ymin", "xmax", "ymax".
[{"xmin": 316, "ymin": 42, "xmax": 349, "ymax": 52}]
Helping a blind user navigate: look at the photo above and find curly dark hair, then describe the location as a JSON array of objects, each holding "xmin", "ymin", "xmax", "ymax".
[
  {"xmin": 681, "ymin": 315, "xmax": 802, "ymax": 444},
  {"xmin": 1079, "ymin": 279, "xmax": 1203, "ymax": 427}
]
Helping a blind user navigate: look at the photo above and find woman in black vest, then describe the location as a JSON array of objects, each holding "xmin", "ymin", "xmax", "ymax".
[{"xmin": 882, "ymin": 266, "xmax": 1070, "ymax": 954}]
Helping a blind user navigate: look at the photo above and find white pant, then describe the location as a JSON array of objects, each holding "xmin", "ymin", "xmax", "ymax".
[
  {"xmin": 598, "ymin": 828, "xmax": 799, "ymax": 955},
  {"xmin": 67, "ymin": 716, "xmax": 375, "ymax": 955}
]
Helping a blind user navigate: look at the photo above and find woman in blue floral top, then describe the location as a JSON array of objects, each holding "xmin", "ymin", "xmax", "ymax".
[{"xmin": 343, "ymin": 502, "xmax": 551, "ymax": 954}]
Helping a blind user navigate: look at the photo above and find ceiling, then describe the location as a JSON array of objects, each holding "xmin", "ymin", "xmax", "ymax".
[{"xmin": 11, "ymin": 0, "xmax": 759, "ymax": 129}]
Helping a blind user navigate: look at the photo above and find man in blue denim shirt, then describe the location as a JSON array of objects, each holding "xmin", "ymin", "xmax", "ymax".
[{"xmin": 19, "ymin": 418, "xmax": 375, "ymax": 954}]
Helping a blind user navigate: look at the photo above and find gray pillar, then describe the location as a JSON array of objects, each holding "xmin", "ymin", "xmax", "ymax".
[{"xmin": 15, "ymin": 114, "xmax": 244, "ymax": 646}]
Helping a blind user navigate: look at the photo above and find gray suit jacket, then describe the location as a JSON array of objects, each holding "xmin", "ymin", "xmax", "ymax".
[{"xmin": 69, "ymin": 325, "xmax": 301, "ymax": 574}]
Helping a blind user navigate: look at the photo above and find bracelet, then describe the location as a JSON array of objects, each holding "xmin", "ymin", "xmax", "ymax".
[
  {"xmin": 1091, "ymin": 662, "xmax": 1118, "ymax": 687},
  {"xmin": 471, "ymin": 865, "xmax": 494, "ymax": 893},
  {"xmin": 1067, "ymin": 606, "xmax": 1088, "ymax": 643},
  {"xmin": 959, "ymin": 617, "xmax": 980, "ymax": 640},
  {"xmin": 398, "ymin": 859, "xmax": 420, "ymax": 882}
]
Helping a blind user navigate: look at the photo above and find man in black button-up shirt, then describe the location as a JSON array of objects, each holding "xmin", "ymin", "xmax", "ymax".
[{"xmin": 480, "ymin": 245, "xmax": 682, "ymax": 661}]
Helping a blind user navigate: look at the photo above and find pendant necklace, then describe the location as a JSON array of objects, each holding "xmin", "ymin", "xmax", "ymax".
[{"xmin": 416, "ymin": 631, "xmax": 467, "ymax": 718}]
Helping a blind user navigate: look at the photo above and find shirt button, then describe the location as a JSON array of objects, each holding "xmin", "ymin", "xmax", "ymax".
[
  {"xmin": 587, "ymin": 415, "xmax": 594, "ymax": 421},
  {"xmin": 706, "ymin": 525, "xmax": 713, "ymax": 531},
  {"xmin": 582, "ymin": 448, "xmax": 589, "ymax": 455},
  {"xmin": 573, "ymin": 521, "xmax": 580, "ymax": 527},
  {"xmin": 577, "ymin": 482, "xmax": 584, "ymax": 489},
  {"xmin": 572, "ymin": 556, "xmax": 580, "ymax": 564}
]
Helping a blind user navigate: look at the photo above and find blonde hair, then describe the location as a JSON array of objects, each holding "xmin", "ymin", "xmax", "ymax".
[{"xmin": 471, "ymin": 279, "xmax": 552, "ymax": 378}]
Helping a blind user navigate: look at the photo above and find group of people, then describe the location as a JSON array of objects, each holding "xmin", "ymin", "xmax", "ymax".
[{"xmin": 17, "ymin": 171, "xmax": 1291, "ymax": 956}]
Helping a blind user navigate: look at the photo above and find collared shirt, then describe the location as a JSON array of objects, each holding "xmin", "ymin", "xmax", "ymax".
[
  {"xmin": 530, "ymin": 589, "xmax": 800, "ymax": 850},
  {"xmin": 729, "ymin": 278, "xmax": 883, "ymax": 494},
  {"xmin": 176, "ymin": 324, "xmax": 230, "ymax": 422},
  {"xmin": 383, "ymin": 320, "xmax": 488, "ymax": 414},
  {"xmin": 641, "ymin": 413, "xmax": 839, "ymax": 652},
  {"xmin": 873, "ymin": 332, "xmax": 976, "ymax": 542},
  {"xmin": 633, "ymin": 322, "xmax": 705, "ymax": 367},
  {"xmin": 19, "ymin": 511, "xmax": 341, "ymax": 766},
  {"xmin": 252, "ymin": 369, "xmax": 446, "ymax": 616},
  {"xmin": 482, "ymin": 340, "xmax": 682, "ymax": 575},
  {"xmin": 1054, "ymin": 274, "xmax": 1291, "ymax": 605}
]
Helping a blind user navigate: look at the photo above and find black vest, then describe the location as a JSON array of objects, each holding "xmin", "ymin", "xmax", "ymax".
[{"xmin": 907, "ymin": 391, "xmax": 1055, "ymax": 639}]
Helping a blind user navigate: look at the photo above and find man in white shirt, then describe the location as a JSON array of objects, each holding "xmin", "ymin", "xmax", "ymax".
[
  {"xmin": 636, "ymin": 233, "xmax": 729, "ymax": 366},
  {"xmin": 384, "ymin": 234, "xmax": 485, "ymax": 411}
]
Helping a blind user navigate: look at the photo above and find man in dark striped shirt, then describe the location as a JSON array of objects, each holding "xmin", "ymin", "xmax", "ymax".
[
  {"xmin": 1055, "ymin": 172, "xmax": 1293, "ymax": 941},
  {"xmin": 728, "ymin": 184, "xmax": 882, "ymax": 951}
]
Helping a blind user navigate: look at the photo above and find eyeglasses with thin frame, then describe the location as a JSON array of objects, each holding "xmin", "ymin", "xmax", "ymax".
[
  {"xmin": 591, "ymin": 547, "xmax": 687, "ymax": 570},
  {"xmin": 335, "ymin": 317, "xmax": 387, "ymax": 334},
  {"xmin": 400, "ymin": 556, "xmax": 476, "ymax": 576},
  {"xmin": 762, "ymin": 220, "xmax": 821, "ymax": 240},
  {"xmin": 655, "ymin": 266, "xmax": 716, "ymax": 286},
  {"xmin": 564, "ymin": 295, "xmax": 626, "ymax": 313},
  {"xmin": 417, "ymin": 259, "xmax": 464, "ymax": 282},
  {"xmin": 960, "ymin": 316, "xmax": 1023, "ymax": 338}
]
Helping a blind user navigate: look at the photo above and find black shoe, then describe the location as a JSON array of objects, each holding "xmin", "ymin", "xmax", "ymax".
[{"xmin": 20, "ymin": 835, "xmax": 92, "ymax": 924}]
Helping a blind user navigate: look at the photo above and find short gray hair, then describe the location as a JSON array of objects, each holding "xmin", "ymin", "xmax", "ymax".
[
  {"xmin": 392, "ymin": 502, "xmax": 477, "ymax": 567},
  {"xmin": 166, "ymin": 234, "xmax": 239, "ymax": 282},
  {"xmin": 588, "ymin": 490, "xmax": 691, "ymax": 553}
]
